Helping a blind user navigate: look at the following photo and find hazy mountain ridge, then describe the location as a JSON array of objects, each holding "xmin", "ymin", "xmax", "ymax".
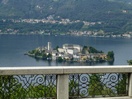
[{"xmin": 0, "ymin": 0, "xmax": 132, "ymax": 21}]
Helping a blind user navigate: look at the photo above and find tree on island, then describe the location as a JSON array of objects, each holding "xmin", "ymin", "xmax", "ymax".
[
  {"xmin": 107, "ymin": 51, "xmax": 114, "ymax": 62},
  {"xmin": 82, "ymin": 46, "xmax": 103, "ymax": 54},
  {"xmin": 89, "ymin": 46, "xmax": 103, "ymax": 53},
  {"xmin": 82, "ymin": 46, "xmax": 89, "ymax": 54},
  {"xmin": 128, "ymin": 60, "xmax": 132, "ymax": 65},
  {"xmin": 54, "ymin": 46, "xmax": 59, "ymax": 52},
  {"xmin": 56, "ymin": 57, "xmax": 64, "ymax": 62}
]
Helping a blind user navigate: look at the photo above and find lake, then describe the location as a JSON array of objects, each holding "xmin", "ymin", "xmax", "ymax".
[{"xmin": 0, "ymin": 34, "xmax": 132, "ymax": 67}]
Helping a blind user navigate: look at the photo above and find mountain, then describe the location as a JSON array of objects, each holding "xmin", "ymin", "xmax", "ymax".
[
  {"xmin": 0, "ymin": 0, "xmax": 132, "ymax": 21},
  {"xmin": 108, "ymin": 0, "xmax": 132, "ymax": 4},
  {"xmin": 0, "ymin": 0, "xmax": 132, "ymax": 34}
]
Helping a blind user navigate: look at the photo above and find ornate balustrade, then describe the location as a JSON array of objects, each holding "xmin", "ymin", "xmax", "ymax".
[{"xmin": 0, "ymin": 66, "xmax": 132, "ymax": 99}]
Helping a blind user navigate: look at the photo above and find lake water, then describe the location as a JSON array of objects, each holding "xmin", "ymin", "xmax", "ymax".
[{"xmin": 0, "ymin": 35, "xmax": 132, "ymax": 67}]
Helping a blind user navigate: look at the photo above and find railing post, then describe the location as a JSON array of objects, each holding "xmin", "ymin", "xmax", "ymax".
[
  {"xmin": 129, "ymin": 73, "xmax": 132, "ymax": 97},
  {"xmin": 57, "ymin": 74, "xmax": 69, "ymax": 99}
]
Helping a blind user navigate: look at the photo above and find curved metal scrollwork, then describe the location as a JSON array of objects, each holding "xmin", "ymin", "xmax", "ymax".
[
  {"xmin": 0, "ymin": 75, "xmax": 56, "ymax": 99},
  {"xmin": 69, "ymin": 73, "xmax": 128, "ymax": 98},
  {"xmin": 36, "ymin": 75, "xmax": 45, "ymax": 84},
  {"xmin": 0, "ymin": 73, "xmax": 128, "ymax": 99}
]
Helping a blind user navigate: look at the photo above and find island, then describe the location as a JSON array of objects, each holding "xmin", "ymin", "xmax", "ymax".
[{"xmin": 25, "ymin": 42, "xmax": 114, "ymax": 63}]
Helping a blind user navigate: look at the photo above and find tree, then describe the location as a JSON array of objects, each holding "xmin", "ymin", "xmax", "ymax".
[
  {"xmin": 69, "ymin": 80, "xmax": 79, "ymax": 97},
  {"xmin": 26, "ymin": 85, "xmax": 56, "ymax": 98},
  {"xmin": 82, "ymin": 46, "xmax": 88, "ymax": 54},
  {"xmin": 0, "ymin": 75, "xmax": 57, "ymax": 99},
  {"xmin": 82, "ymin": 46, "xmax": 103, "ymax": 54},
  {"xmin": 0, "ymin": 76, "xmax": 26, "ymax": 99},
  {"xmin": 54, "ymin": 46, "xmax": 59, "ymax": 52},
  {"xmin": 34, "ymin": 50, "xmax": 42, "ymax": 58},
  {"xmin": 56, "ymin": 57, "xmax": 64, "ymax": 62},
  {"xmin": 42, "ymin": 53, "xmax": 47, "ymax": 60},
  {"xmin": 88, "ymin": 74, "xmax": 104, "ymax": 97},
  {"xmin": 107, "ymin": 51, "xmax": 114, "ymax": 62},
  {"xmin": 115, "ymin": 74, "xmax": 128, "ymax": 95},
  {"xmin": 47, "ymin": 53, "xmax": 52, "ymax": 58},
  {"xmin": 88, "ymin": 74, "xmax": 115, "ymax": 97},
  {"xmin": 89, "ymin": 46, "xmax": 103, "ymax": 53},
  {"xmin": 128, "ymin": 60, "xmax": 132, "ymax": 65}
]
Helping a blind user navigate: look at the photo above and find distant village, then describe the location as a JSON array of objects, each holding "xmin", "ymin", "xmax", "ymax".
[
  {"xmin": 26, "ymin": 42, "xmax": 114, "ymax": 63},
  {"xmin": 0, "ymin": 18, "xmax": 132, "ymax": 38}
]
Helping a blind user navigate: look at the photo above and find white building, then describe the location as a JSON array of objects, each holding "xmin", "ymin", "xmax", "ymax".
[
  {"xmin": 58, "ymin": 48, "xmax": 65, "ymax": 53},
  {"xmin": 66, "ymin": 49, "xmax": 74, "ymax": 55},
  {"xmin": 63, "ymin": 44, "xmax": 82, "ymax": 52},
  {"xmin": 65, "ymin": 48, "xmax": 79, "ymax": 55}
]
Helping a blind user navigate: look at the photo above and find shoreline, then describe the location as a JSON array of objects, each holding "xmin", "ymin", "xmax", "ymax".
[{"xmin": 0, "ymin": 33, "xmax": 132, "ymax": 38}]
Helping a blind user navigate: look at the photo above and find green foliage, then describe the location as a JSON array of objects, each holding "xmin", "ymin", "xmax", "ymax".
[
  {"xmin": 82, "ymin": 46, "xmax": 89, "ymax": 54},
  {"xmin": 88, "ymin": 74, "xmax": 115, "ymax": 97},
  {"xmin": 42, "ymin": 53, "xmax": 47, "ymax": 59},
  {"xmin": 115, "ymin": 74, "xmax": 128, "ymax": 95},
  {"xmin": 0, "ymin": 19, "xmax": 84, "ymax": 34},
  {"xmin": 34, "ymin": 51, "xmax": 42, "ymax": 57},
  {"xmin": 82, "ymin": 46, "xmax": 103, "ymax": 54},
  {"xmin": 107, "ymin": 51, "xmax": 114, "ymax": 61},
  {"xmin": 0, "ymin": 0, "xmax": 132, "ymax": 34},
  {"xmin": 127, "ymin": 60, "xmax": 132, "ymax": 65},
  {"xmin": 47, "ymin": 53, "xmax": 52, "ymax": 58},
  {"xmin": 56, "ymin": 57, "xmax": 64, "ymax": 62},
  {"xmin": 54, "ymin": 46, "xmax": 59, "ymax": 51},
  {"xmin": 88, "ymin": 74, "xmax": 104, "ymax": 96},
  {"xmin": 88, "ymin": 46, "xmax": 103, "ymax": 53},
  {"xmin": 69, "ymin": 80, "xmax": 79, "ymax": 96},
  {"xmin": 0, "ymin": 76, "xmax": 56, "ymax": 99},
  {"xmin": 0, "ymin": 76, "xmax": 26, "ymax": 99},
  {"xmin": 0, "ymin": 74, "xmax": 128, "ymax": 98},
  {"xmin": 28, "ymin": 49, "xmax": 36, "ymax": 54},
  {"xmin": 26, "ymin": 85, "xmax": 56, "ymax": 98},
  {"xmin": 28, "ymin": 49, "xmax": 52, "ymax": 60}
]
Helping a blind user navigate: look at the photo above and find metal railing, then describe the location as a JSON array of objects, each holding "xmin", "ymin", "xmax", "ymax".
[{"xmin": 0, "ymin": 66, "xmax": 132, "ymax": 99}]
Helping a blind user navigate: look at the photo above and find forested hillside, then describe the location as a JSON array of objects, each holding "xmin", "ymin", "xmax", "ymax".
[
  {"xmin": 0, "ymin": 0, "xmax": 132, "ymax": 34},
  {"xmin": 0, "ymin": 0, "xmax": 131, "ymax": 20}
]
